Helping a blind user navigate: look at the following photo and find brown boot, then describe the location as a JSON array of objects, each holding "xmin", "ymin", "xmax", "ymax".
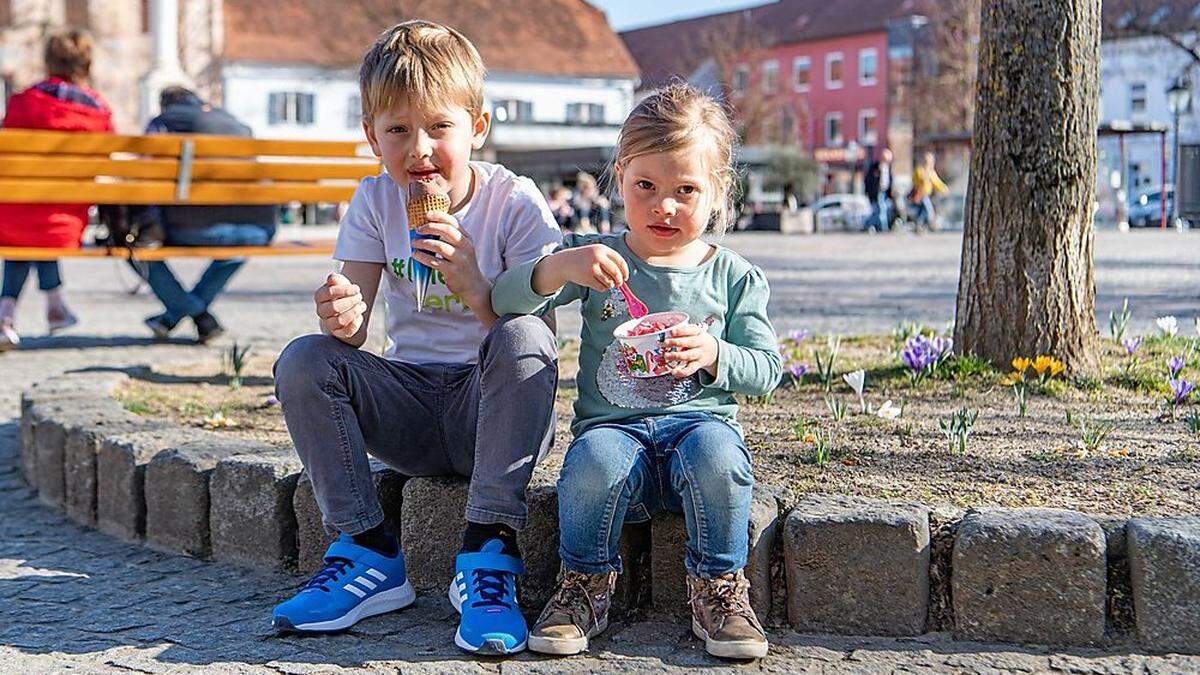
[
  {"xmin": 687, "ymin": 569, "xmax": 768, "ymax": 659},
  {"xmin": 528, "ymin": 567, "xmax": 617, "ymax": 655}
]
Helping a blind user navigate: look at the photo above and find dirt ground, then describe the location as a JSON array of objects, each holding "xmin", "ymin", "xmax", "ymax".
[{"xmin": 116, "ymin": 333, "xmax": 1200, "ymax": 517}]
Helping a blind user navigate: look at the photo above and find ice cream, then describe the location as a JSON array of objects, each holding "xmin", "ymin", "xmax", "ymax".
[{"xmin": 406, "ymin": 181, "xmax": 451, "ymax": 311}]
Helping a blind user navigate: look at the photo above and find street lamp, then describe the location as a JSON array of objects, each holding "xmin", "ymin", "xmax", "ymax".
[{"xmin": 1166, "ymin": 77, "xmax": 1192, "ymax": 228}]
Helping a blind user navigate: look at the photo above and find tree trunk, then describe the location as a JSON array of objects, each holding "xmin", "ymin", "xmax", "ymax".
[{"xmin": 955, "ymin": 0, "xmax": 1102, "ymax": 374}]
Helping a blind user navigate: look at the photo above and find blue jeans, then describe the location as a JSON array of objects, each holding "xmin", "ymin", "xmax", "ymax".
[
  {"xmin": 557, "ymin": 412, "xmax": 754, "ymax": 579},
  {"xmin": 2, "ymin": 260, "xmax": 63, "ymax": 299},
  {"xmin": 140, "ymin": 223, "xmax": 275, "ymax": 326},
  {"xmin": 865, "ymin": 194, "xmax": 890, "ymax": 232}
]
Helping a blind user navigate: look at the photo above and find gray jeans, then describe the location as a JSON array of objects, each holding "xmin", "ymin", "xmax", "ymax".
[{"xmin": 273, "ymin": 315, "xmax": 558, "ymax": 534}]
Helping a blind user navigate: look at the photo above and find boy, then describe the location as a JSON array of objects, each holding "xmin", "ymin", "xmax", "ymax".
[{"xmin": 271, "ymin": 20, "xmax": 562, "ymax": 655}]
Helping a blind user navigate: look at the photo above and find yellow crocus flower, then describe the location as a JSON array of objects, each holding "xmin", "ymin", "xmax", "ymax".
[{"xmin": 1012, "ymin": 357, "xmax": 1033, "ymax": 372}]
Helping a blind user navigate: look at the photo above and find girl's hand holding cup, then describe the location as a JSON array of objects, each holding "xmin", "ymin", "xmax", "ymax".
[{"xmin": 663, "ymin": 322, "xmax": 719, "ymax": 378}]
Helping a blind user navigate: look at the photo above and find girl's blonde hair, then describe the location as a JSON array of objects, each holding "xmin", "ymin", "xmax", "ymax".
[
  {"xmin": 611, "ymin": 82, "xmax": 739, "ymax": 233},
  {"xmin": 45, "ymin": 31, "xmax": 93, "ymax": 84}
]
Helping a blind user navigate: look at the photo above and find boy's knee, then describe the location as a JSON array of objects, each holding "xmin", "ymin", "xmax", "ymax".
[
  {"xmin": 274, "ymin": 334, "xmax": 345, "ymax": 393},
  {"xmin": 486, "ymin": 314, "xmax": 556, "ymax": 359}
]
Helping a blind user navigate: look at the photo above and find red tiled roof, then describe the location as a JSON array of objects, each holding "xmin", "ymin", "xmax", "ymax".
[
  {"xmin": 1102, "ymin": 0, "xmax": 1200, "ymax": 37},
  {"xmin": 621, "ymin": 0, "xmax": 934, "ymax": 90},
  {"xmin": 222, "ymin": 0, "xmax": 640, "ymax": 79}
]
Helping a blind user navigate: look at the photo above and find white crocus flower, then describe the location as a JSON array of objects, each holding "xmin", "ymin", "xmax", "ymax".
[
  {"xmin": 1157, "ymin": 315, "xmax": 1179, "ymax": 337},
  {"xmin": 1194, "ymin": 317, "xmax": 1200, "ymax": 338},
  {"xmin": 843, "ymin": 369, "xmax": 866, "ymax": 413},
  {"xmin": 876, "ymin": 400, "xmax": 902, "ymax": 420}
]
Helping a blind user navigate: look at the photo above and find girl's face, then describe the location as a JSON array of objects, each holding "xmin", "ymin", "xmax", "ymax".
[{"xmin": 618, "ymin": 145, "xmax": 716, "ymax": 262}]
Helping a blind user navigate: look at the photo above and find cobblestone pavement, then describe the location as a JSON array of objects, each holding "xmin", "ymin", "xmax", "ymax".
[{"xmin": 1, "ymin": 230, "xmax": 1198, "ymax": 672}]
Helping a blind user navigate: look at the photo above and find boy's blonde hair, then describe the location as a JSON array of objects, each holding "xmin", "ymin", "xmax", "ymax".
[
  {"xmin": 611, "ymin": 82, "xmax": 740, "ymax": 234},
  {"xmin": 359, "ymin": 20, "xmax": 486, "ymax": 123},
  {"xmin": 45, "ymin": 31, "xmax": 93, "ymax": 84}
]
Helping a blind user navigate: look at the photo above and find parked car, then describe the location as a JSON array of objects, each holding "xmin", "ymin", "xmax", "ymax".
[
  {"xmin": 1128, "ymin": 188, "xmax": 1173, "ymax": 228},
  {"xmin": 810, "ymin": 194, "xmax": 871, "ymax": 231}
]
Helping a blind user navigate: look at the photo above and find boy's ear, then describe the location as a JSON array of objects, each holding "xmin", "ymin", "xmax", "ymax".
[
  {"xmin": 470, "ymin": 110, "xmax": 491, "ymax": 150},
  {"xmin": 363, "ymin": 119, "xmax": 382, "ymax": 157}
]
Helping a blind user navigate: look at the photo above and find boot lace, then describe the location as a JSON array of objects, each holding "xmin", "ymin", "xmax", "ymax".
[{"xmin": 302, "ymin": 557, "xmax": 354, "ymax": 593}]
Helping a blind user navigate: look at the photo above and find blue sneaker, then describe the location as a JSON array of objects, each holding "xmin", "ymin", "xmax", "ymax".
[
  {"xmin": 273, "ymin": 534, "xmax": 415, "ymax": 633},
  {"xmin": 448, "ymin": 538, "xmax": 527, "ymax": 654}
]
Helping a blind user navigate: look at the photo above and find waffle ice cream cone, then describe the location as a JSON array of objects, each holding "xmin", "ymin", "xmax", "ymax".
[{"xmin": 406, "ymin": 183, "xmax": 451, "ymax": 311}]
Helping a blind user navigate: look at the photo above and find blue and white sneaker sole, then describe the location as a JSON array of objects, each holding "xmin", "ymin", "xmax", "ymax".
[
  {"xmin": 447, "ymin": 578, "xmax": 526, "ymax": 654},
  {"xmin": 277, "ymin": 580, "xmax": 415, "ymax": 633}
]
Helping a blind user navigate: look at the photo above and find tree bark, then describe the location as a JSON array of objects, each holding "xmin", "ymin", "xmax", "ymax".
[{"xmin": 955, "ymin": 0, "xmax": 1102, "ymax": 374}]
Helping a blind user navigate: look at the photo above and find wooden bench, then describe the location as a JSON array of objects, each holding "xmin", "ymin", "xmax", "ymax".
[{"xmin": 0, "ymin": 129, "xmax": 379, "ymax": 261}]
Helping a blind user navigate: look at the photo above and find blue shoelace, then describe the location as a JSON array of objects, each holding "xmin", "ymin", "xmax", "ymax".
[
  {"xmin": 303, "ymin": 557, "xmax": 353, "ymax": 593},
  {"xmin": 471, "ymin": 568, "xmax": 512, "ymax": 609}
]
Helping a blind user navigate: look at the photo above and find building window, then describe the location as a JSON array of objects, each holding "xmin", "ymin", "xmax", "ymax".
[
  {"xmin": 826, "ymin": 52, "xmax": 844, "ymax": 89},
  {"xmin": 65, "ymin": 0, "xmax": 89, "ymax": 29},
  {"xmin": 268, "ymin": 92, "xmax": 315, "ymax": 125},
  {"xmin": 780, "ymin": 106, "xmax": 796, "ymax": 143},
  {"xmin": 825, "ymin": 112, "xmax": 843, "ymax": 146},
  {"xmin": 859, "ymin": 48, "xmax": 878, "ymax": 86},
  {"xmin": 566, "ymin": 102, "xmax": 606, "ymax": 125},
  {"xmin": 0, "ymin": 76, "xmax": 12, "ymax": 119},
  {"xmin": 346, "ymin": 94, "xmax": 361, "ymax": 128},
  {"xmin": 493, "ymin": 99, "xmax": 533, "ymax": 123},
  {"xmin": 1129, "ymin": 82, "xmax": 1147, "ymax": 114},
  {"xmin": 858, "ymin": 108, "xmax": 878, "ymax": 145},
  {"xmin": 762, "ymin": 60, "xmax": 778, "ymax": 94},
  {"xmin": 0, "ymin": 0, "xmax": 12, "ymax": 28},
  {"xmin": 732, "ymin": 64, "xmax": 748, "ymax": 96},
  {"xmin": 793, "ymin": 56, "xmax": 811, "ymax": 92}
]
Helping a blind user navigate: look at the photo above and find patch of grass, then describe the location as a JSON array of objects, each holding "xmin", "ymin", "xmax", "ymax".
[
  {"xmin": 945, "ymin": 354, "xmax": 995, "ymax": 383},
  {"xmin": 121, "ymin": 399, "xmax": 155, "ymax": 415}
]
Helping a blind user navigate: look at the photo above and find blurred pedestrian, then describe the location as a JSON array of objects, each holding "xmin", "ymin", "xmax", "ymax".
[
  {"xmin": 864, "ymin": 148, "xmax": 894, "ymax": 233},
  {"xmin": 910, "ymin": 151, "xmax": 948, "ymax": 232},
  {"xmin": 547, "ymin": 185, "xmax": 578, "ymax": 233},
  {"xmin": 0, "ymin": 31, "xmax": 114, "ymax": 351},
  {"xmin": 573, "ymin": 172, "xmax": 610, "ymax": 233}
]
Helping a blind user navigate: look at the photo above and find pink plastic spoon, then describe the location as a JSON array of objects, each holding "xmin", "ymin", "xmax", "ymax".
[{"xmin": 618, "ymin": 282, "xmax": 649, "ymax": 319}]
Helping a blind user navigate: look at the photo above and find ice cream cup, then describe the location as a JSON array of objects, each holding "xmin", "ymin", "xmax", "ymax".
[{"xmin": 613, "ymin": 311, "xmax": 690, "ymax": 378}]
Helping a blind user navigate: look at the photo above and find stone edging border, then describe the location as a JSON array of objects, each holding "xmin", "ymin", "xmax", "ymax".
[{"xmin": 17, "ymin": 371, "xmax": 1200, "ymax": 653}]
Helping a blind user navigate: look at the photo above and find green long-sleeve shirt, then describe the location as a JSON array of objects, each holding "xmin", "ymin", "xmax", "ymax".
[{"xmin": 492, "ymin": 232, "xmax": 782, "ymax": 437}]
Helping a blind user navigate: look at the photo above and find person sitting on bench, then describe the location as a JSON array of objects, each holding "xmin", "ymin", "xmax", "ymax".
[
  {"xmin": 136, "ymin": 86, "xmax": 278, "ymax": 344},
  {"xmin": 0, "ymin": 31, "xmax": 114, "ymax": 351}
]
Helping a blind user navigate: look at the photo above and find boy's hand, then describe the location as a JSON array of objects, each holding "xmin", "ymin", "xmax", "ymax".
[
  {"xmin": 663, "ymin": 323, "xmax": 719, "ymax": 379},
  {"xmin": 534, "ymin": 244, "xmax": 628, "ymax": 295},
  {"xmin": 410, "ymin": 211, "xmax": 489, "ymax": 306},
  {"xmin": 315, "ymin": 273, "xmax": 367, "ymax": 339}
]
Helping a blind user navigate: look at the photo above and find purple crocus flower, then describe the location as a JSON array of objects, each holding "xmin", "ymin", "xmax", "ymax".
[
  {"xmin": 1168, "ymin": 356, "xmax": 1186, "ymax": 379},
  {"xmin": 1169, "ymin": 378, "xmax": 1195, "ymax": 405},
  {"xmin": 787, "ymin": 362, "xmax": 809, "ymax": 379},
  {"xmin": 788, "ymin": 329, "xmax": 811, "ymax": 343},
  {"xmin": 1122, "ymin": 336, "xmax": 1142, "ymax": 356},
  {"xmin": 902, "ymin": 334, "xmax": 952, "ymax": 373}
]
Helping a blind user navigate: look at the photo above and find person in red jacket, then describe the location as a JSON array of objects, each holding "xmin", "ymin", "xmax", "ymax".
[{"xmin": 0, "ymin": 31, "xmax": 114, "ymax": 351}]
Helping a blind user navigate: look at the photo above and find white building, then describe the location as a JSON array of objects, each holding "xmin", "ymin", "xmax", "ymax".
[{"xmin": 1100, "ymin": 32, "xmax": 1199, "ymax": 195}]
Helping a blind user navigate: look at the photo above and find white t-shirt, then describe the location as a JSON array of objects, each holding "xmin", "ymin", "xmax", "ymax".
[{"xmin": 334, "ymin": 161, "xmax": 562, "ymax": 364}]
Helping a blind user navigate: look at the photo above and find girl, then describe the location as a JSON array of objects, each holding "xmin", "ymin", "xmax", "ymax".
[{"xmin": 492, "ymin": 83, "xmax": 781, "ymax": 660}]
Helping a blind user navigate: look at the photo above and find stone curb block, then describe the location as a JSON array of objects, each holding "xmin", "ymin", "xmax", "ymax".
[
  {"xmin": 97, "ymin": 427, "xmax": 210, "ymax": 541},
  {"xmin": 784, "ymin": 495, "xmax": 930, "ymax": 636},
  {"xmin": 65, "ymin": 415, "xmax": 169, "ymax": 527},
  {"xmin": 33, "ymin": 401, "xmax": 126, "ymax": 509},
  {"xmin": 649, "ymin": 486, "xmax": 779, "ymax": 621},
  {"xmin": 210, "ymin": 450, "xmax": 304, "ymax": 570},
  {"xmin": 1128, "ymin": 516, "xmax": 1200, "ymax": 653},
  {"xmin": 145, "ymin": 435, "xmax": 273, "ymax": 558},
  {"xmin": 953, "ymin": 508, "xmax": 1106, "ymax": 646},
  {"xmin": 294, "ymin": 461, "xmax": 407, "ymax": 574}
]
